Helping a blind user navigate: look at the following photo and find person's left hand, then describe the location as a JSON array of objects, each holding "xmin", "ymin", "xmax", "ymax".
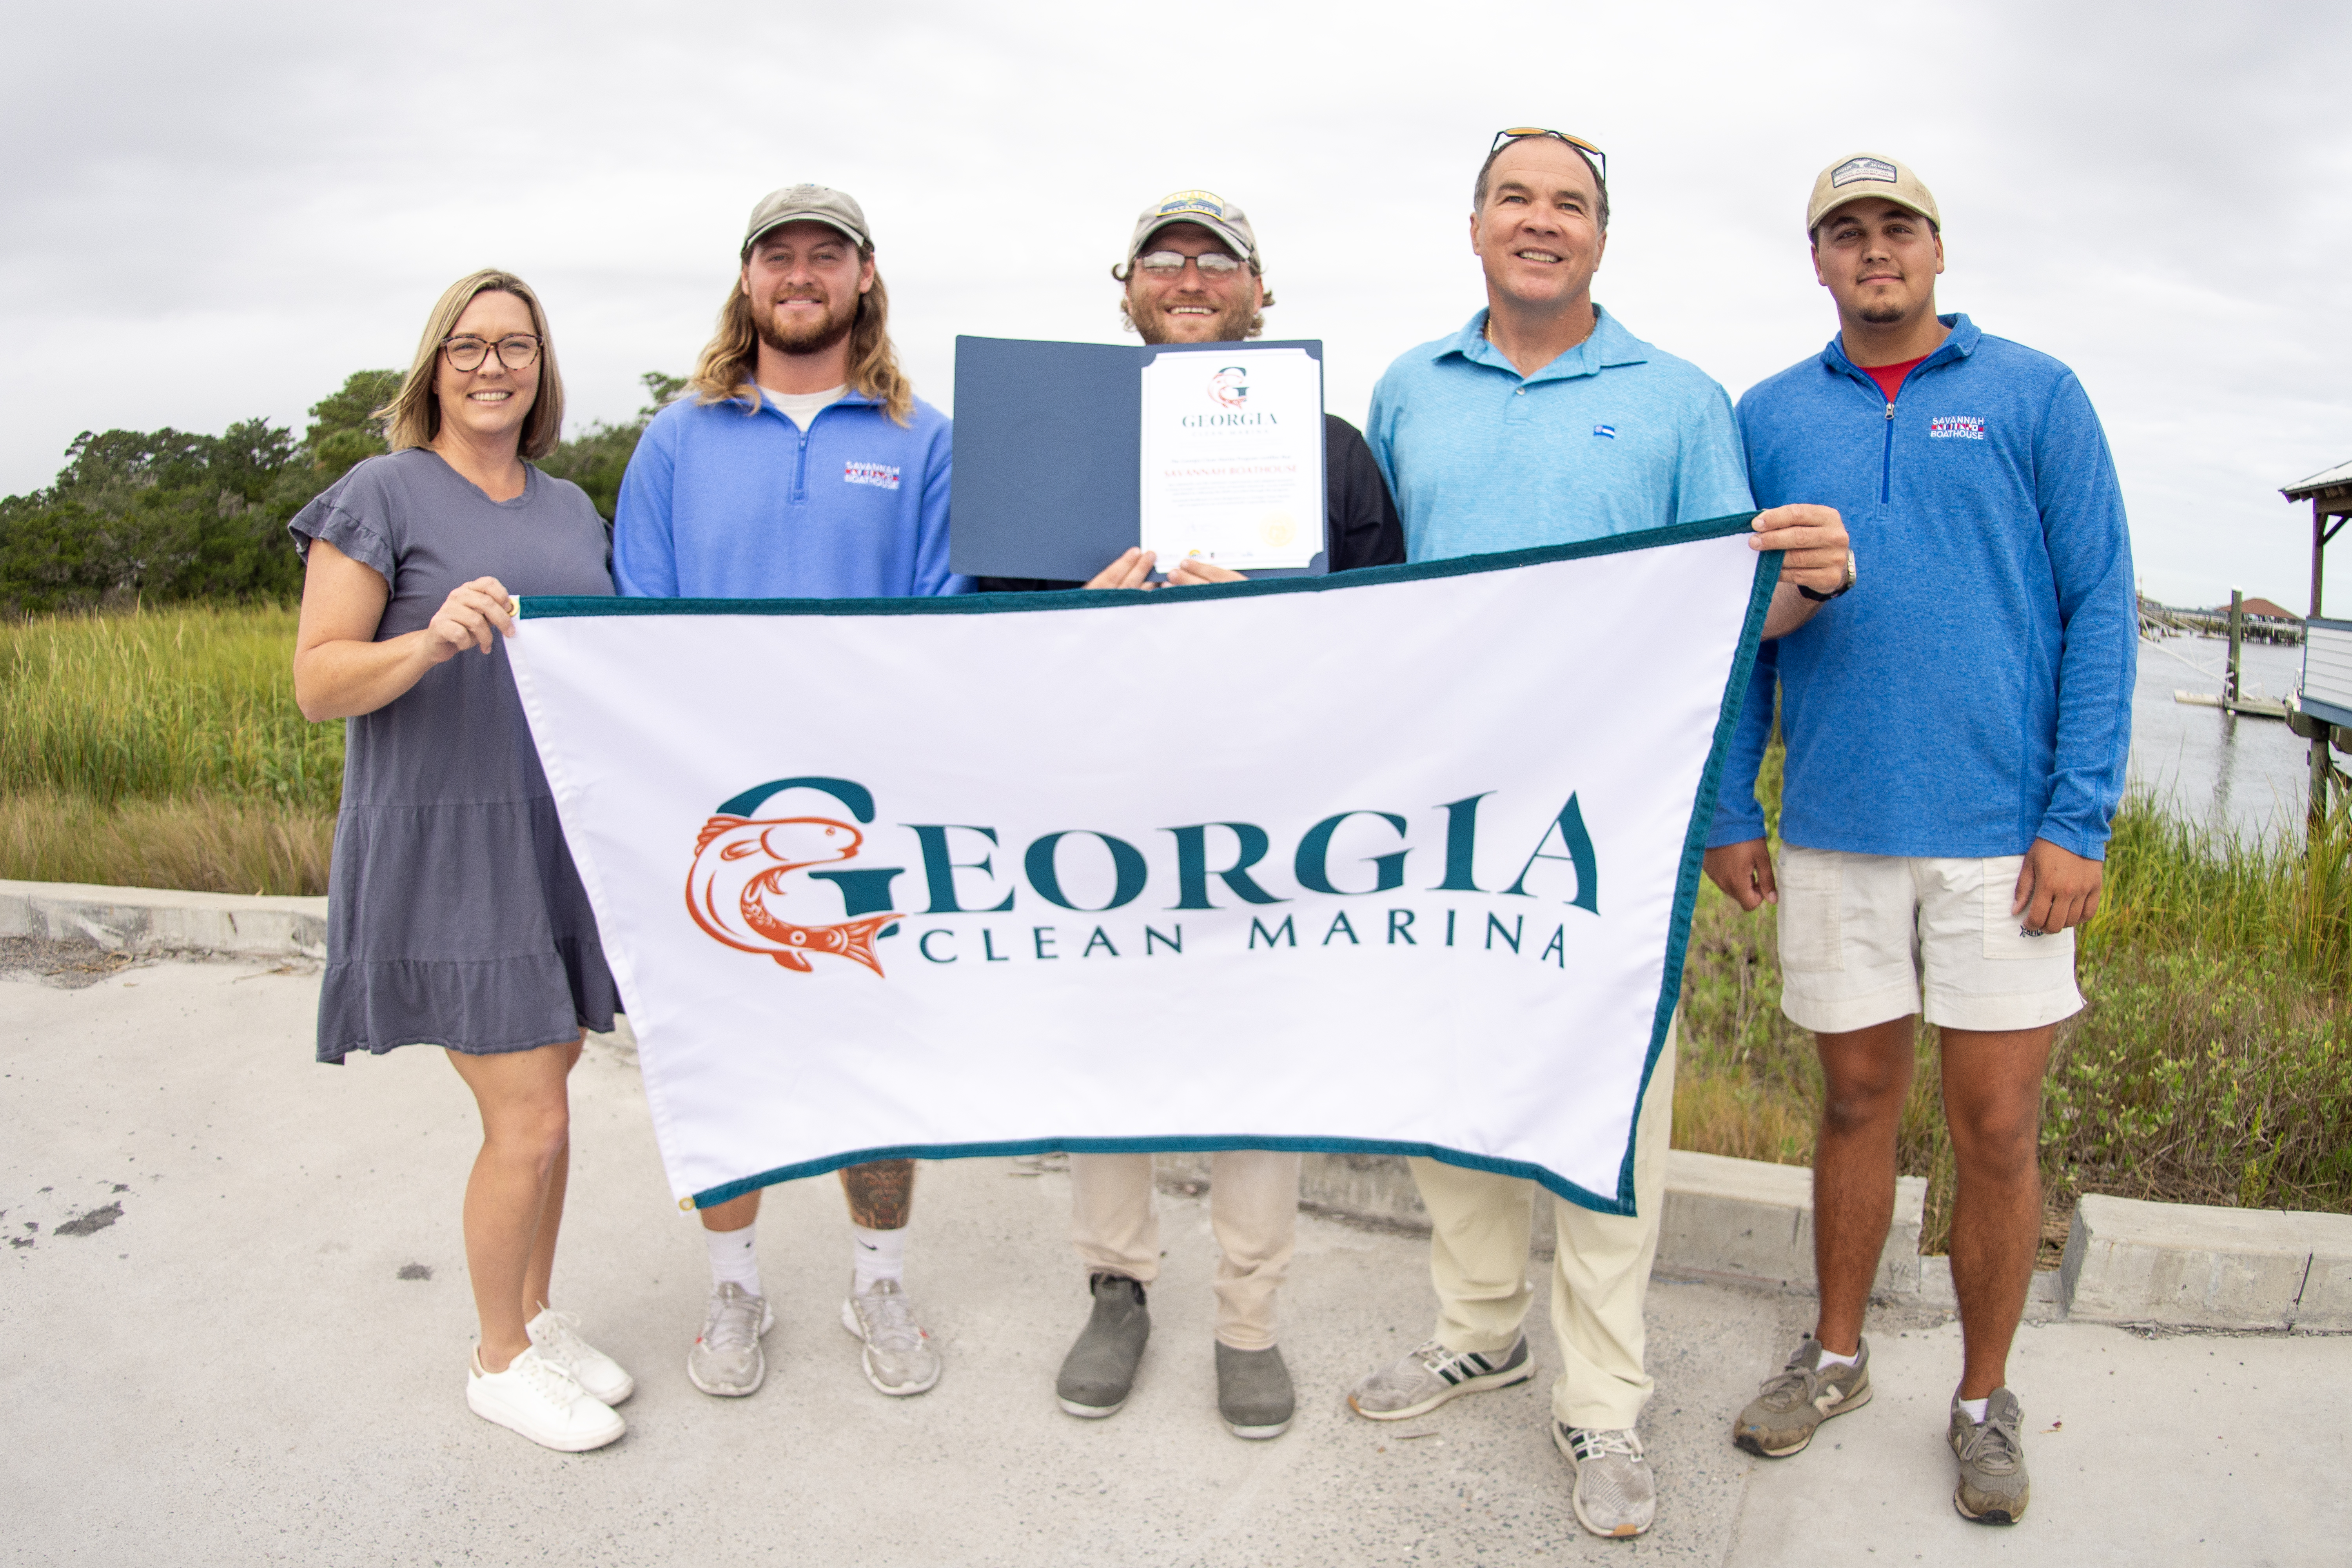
[
  {"xmin": 2011, "ymin": 838, "xmax": 2103, "ymax": 934},
  {"xmin": 1164, "ymin": 558, "xmax": 1246, "ymax": 587},
  {"xmin": 1750, "ymin": 504, "xmax": 1849, "ymax": 596}
]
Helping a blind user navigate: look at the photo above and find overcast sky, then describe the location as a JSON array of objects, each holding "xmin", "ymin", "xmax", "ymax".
[{"xmin": 4, "ymin": 0, "xmax": 2346, "ymax": 607}]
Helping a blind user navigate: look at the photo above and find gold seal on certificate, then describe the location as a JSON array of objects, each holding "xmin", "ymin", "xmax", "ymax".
[{"xmin": 1139, "ymin": 346, "xmax": 1325, "ymax": 570}]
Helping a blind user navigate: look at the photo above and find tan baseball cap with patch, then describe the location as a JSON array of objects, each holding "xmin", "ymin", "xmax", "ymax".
[
  {"xmin": 1125, "ymin": 189, "xmax": 1260, "ymax": 268},
  {"xmin": 742, "ymin": 184, "xmax": 871, "ymax": 258},
  {"xmin": 1806, "ymin": 154, "xmax": 1940, "ymax": 233}
]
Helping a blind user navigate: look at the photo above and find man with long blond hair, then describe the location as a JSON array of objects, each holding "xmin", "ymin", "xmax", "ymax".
[{"xmin": 615, "ymin": 184, "xmax": 966, "ymax": 1406}]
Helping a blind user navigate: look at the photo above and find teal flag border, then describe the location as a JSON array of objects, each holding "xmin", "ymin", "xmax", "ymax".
[{"xmin": 522, "ymin": 514, "xmax": 1781, "ymax": 1215}]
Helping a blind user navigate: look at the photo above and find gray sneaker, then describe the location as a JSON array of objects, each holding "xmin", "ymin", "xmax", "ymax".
[
  {"xmin": 840, "ymin": 1278, "xmax": 943, "ymax": 1396},
  {"xmin": 1347, "ymin": 1335, "xmax": 1532, "ymax": 1421},
  {"xmin": 687, "ymin": 1282, "xmax": 774, "ymax": 1397},
  {"xmin": 1057, "ymin": 1273, "xmax": 1151, "ymax": 1418},
  {"xmin": 1949, "ymin": 1387, "xmax": 2031, "ymax": 1524},
  {"xmin": 1733, "ymin": 1336, "xmax": 1873, "ymax": 1457},
  {"xmin": 1215, "ymin": 1342, "xmax": 1294, "ymax": 1440},
  {"xmin": 1553, "ymin": 1422, "xmax": 1656, "ymax": 1539}
]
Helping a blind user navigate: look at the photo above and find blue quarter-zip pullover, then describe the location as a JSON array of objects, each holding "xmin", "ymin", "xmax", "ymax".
[
  {"xmin": 614, "ymin": 389, "xmax": 969, "ymax": 599},
  {"xmin": 1708, "ymin": 315, "xmax": 2135, "ymax": 861}
]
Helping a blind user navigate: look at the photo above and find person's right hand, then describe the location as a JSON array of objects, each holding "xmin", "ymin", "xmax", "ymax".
[
  {"xmin": 1084, "ymin": 548, "xmax": 1159, "ymax": 590},
  {"xmin": 1703, "ymin": 839, "xmax": 1778, "ymax": 911},
  {"xmin": 426, "ymin": 576, "xmax": 516, "ymax": 660}
]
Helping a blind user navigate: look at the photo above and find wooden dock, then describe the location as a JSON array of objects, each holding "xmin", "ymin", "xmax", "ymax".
[{"xmin": 2175, "ymin": 688, "xmax": 2288, "ymax": 719}]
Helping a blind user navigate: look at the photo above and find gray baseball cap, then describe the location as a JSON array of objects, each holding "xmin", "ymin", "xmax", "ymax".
[
  {"xmin": 1125, "ymin": 189, "xmax": 1259, "ymax": 268},
  {"xmin": 742, "ymin": 184, "xmax": 870, "ymax": 257}
]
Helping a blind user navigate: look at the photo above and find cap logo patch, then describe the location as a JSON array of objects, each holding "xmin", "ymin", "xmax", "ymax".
[
  {"xmin": 1592, "ymin": 424, "xmax": 1617, "ymax": 439},
  {"xmin": 843, "ymin": 460, "xmax": 902, "ymax": 489},
  {"xmin": 1928, "ymin": 415, "xmax": 1986, "ymax": 441},
  {"xmin": 1830, "ymin": 156, "xmax": 1899, "ymax": 188},
  {"xmin": 1157, "ymin": 189, "xmax": 1226, "ymax": 219}
]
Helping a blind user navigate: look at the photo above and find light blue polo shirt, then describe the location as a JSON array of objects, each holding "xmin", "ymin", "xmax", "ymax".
[{"xmin": 1366, "ymin": 305, "xmax": 1754, "ymax": 562}]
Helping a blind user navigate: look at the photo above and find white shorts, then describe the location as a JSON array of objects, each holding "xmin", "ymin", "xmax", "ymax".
[{"xmin": 1775, "ymin": 846, "xmax": 2085, "ymax": 1034}]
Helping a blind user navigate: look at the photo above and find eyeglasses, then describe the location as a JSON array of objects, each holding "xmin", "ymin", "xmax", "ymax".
[
  {"xmin": 1135, "ymin": 250, "xmax": 1243, "ymax": 277},
  {"xmin": 440, "ymin": 334, "xmax": 543, "ymax": 372},
  {"xmin": 1489, "ymin": 127, "xmax": 1607, "ymax": 184}
]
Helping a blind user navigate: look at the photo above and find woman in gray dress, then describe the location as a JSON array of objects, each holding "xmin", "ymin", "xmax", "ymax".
[{"xmin": 290, "ymin": 269, "xmax": 631, "ymax": 1453}]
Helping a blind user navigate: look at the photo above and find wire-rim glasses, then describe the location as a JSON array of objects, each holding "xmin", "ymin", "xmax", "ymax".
[
  {"xmin": 1489, "ymin": 127, "xmax": 1606, "ymax": 184},
  {"xmin": 441, "ymin": 334, "xmax": 542, "ymax": 373}
]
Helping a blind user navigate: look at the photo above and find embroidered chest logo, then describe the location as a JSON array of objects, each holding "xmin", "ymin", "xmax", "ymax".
[
  {"xmin": 1592, "ymin": 424, "xmax": 1617, "ymax": 440},
  {"xmin": 1929, "ymin": 416, "xmax": 1986, "ymax": 441},
  {"xmin": 844, "ymin": 461, "xmax": 902, "ymax": 490}
]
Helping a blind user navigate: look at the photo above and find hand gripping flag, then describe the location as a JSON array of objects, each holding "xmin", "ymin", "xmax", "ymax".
[{"xmin": 507, "ymin": 519, "xmax": 1777, "ymax": 1213}]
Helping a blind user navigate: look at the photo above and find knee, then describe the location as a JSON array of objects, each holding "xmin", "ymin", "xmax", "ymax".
[
  {"xmin": 1948, "ymin": 1098, "xmax": 2040, "ymax": 1174},
  {"xmin": 1820, "ymin": 1076, "xmax": 1906, "ymax": 1136},
  {"xmin": 488, "ymin": 1099, "xmax": 571, "ymax": 1176}
]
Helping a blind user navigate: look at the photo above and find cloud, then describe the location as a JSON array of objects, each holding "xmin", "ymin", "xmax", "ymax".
[{"xmin": 2, "ymin": 0, "xmax": 2345, "ymax": 605}]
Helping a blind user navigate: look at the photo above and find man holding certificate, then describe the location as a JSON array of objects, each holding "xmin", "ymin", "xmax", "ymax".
[
  {"xmin": 985, "ymin": 190, "xmax": 1403, "ymax": 1440},
  {"xmin": 1350, "ymin": 130, "xmax": 1853, "ymax": 1539}
]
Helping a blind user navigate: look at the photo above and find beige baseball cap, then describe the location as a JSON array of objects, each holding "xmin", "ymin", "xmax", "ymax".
[
  {"xmin": 1125, "ymin": 189, "xmax": 1260, "ymax": 268},
  {"xmin": 1806, "ymin": 154, "xmax": 1940, "ymax": 233},
  {"xmin": 742, "ymin": 184, "xmax": 870, "ymax": 257}
]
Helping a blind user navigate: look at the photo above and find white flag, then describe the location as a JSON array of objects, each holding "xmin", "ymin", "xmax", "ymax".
[{"xmin": 508, "ymin": 520, "xmax": 1774, "ymax": 1213}]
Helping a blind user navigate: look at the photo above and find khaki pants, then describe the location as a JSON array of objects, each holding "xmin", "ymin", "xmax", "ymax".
[
  {"xmin": 1408, "ymin": 1018, "xmax": 1675, "ymax": 1430},
  {"xmin": 1069, "ymin": 1150, "xmax": 1300, "ymax": 1351}
]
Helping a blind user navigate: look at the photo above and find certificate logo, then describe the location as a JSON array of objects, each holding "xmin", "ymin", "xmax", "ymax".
[
  {"xmin": 687, "ymin": 779, "xmax": 902, "ymax": 977},
  {"xmin": 1260, "ymin": 514, "xmax": 1297, "ymax": 549},
  {"xmin": 1208, "ymin": 366, "xmax": 1249, "ymax": 410}
]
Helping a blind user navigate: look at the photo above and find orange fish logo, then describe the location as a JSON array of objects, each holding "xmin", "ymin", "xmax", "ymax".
[{"xmin": 685, "ymin": 777, "xmax": 903, "ymax": 976}]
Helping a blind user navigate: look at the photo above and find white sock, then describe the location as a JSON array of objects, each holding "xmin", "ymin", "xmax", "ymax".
[
  {"xmin": 851, "ymin": 1225, "xmax": 905, "ymax": 1294},
  {"xmin": 1815, "ymin": 1344, "xmax": 1861, "ymax": 1370},
  {"xmin": 706, "ymin": 1225, "xmax": 762, "ymax": 1299},
  {"xmin": 1958, "ymin": 1396, "xmax": 1990, "ymax": 1424}
]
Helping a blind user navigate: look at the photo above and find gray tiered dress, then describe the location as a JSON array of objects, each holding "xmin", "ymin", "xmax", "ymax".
[{"xmin": 290, "ymin": 448, "xmax": 619, "ymax": 1064}]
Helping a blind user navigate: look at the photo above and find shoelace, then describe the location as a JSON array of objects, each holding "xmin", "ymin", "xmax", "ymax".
[
  {"xmin": 1407, "ymin": 1338, "xmax": 1490, "ymax": 1383},
  {"xmin": 533, "ymin": 1309, "xmax": 590, "ymax": 1362},
  {"xmin": 855, "ymin": 1286, "xmax": 924, "ymax": 1351},
  {"xmin": 1566, "ymin": 1426, "xmax": 1644, "ymax": 1462},
  {"xmin": 508, "ymin": 1347, "xmax": 585, "ymax": 1407},
  {"xmin": 1957, "ymin": 1408, "xmax": 2022, "ymax": 1474},
  {"xmin": 1757, "ymin": 1349, "xmax": 1822, "ymax": 1408},
  {"xmin": 703, "ymin": 1294, "xmax": 761, "ymax": 1352}
]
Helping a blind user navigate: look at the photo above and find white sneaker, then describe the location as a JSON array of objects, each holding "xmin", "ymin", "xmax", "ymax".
[
  {"xmin": 840, "ymin": 1278, "xmax": 942, "ymax": 1396},
  {"xmin": 526, "ymin": 1307, "xmax": 634, "ymax": 1405},
  {"xmin": 466, "ymin": 1345, "xmax": 624, "ymax": 1452},
  {"xmin": 1553, "ymin": 1422, "xmax": 1656, "ymax": 1538}
]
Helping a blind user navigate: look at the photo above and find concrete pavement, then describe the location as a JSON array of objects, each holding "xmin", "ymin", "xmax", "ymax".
[{"xmin": 4, "ymin": 955, "xmax": 2347, "ymax": 1566}]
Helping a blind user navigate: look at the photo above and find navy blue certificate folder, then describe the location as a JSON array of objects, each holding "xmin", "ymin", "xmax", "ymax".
[{"xmin": 947, "ymin": 335, "xmax": 1327, "ymax": 582}]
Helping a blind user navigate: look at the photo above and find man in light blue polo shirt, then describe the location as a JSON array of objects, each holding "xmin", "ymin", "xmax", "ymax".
[{"xmin": 1350, "ymin": 128, "xmax": 1852, "ymax": 1542}]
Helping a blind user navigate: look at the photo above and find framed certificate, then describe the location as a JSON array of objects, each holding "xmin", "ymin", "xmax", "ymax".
[
  {"xmin": 1138, "ymin": 344, "xmax": 1325, "ymax": 571},
  {"xmin": 948, "ymin": 335, "xmax": 1329, "ymax": 583}
]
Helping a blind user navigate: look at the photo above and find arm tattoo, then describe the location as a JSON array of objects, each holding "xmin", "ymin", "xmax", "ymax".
[{"xmin": 840, "ymin": 1159, "xmax": 916, "ymax": 1230}]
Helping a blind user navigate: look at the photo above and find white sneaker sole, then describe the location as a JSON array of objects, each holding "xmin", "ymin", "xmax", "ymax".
[
  {"xmin": 1058, "ymin": 1394, "xmax": 1126, "ymax": 1419},
  {"xmin": 466, "ymin": 1380, "xmax": 624, "ymax": 1452},
  {"xmin": 1224, "ymin": 1416, "xmax": 1291, "ymax": 1440},
  {"xmin": 840, "ymin": 1299, "xmax": 943, "ymax": 1396},
  {"xmin": 1348, "ymin": 1352, "xmax": 1534, "ymax": 1422}
]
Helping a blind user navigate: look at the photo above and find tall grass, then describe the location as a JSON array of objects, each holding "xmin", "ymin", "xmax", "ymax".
[
  {"xmin": 0, "ymin": 604, "xmax": 341, "ymax": 808},
  {"xmin": 0, "ymin": 605, "xmax": 338, "ymax": 894}
]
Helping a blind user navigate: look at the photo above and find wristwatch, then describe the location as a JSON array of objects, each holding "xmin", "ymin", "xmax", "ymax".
[{"xmin": 1796, "ymin": 549, "xmax": 1857, "ymax": 603}]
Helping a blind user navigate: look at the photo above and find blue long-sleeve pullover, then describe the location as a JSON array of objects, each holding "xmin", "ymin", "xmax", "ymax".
[
  {"xmin": 1708, "ymin": 315, "xmax": 2135, "ymax": 861},
  {"xmin": 614, "ymin": 390, "xmax": 969, "ymax": 599}
]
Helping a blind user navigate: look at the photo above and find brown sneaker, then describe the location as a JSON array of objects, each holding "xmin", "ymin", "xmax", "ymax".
[
  {"xmin": 1732, "ymin": 1336, "xmax": 1873, "ymax": 1457},
  {"xmin": 1949, "ymin": 1387, "xmax": 2031, "ymax": 1524}
]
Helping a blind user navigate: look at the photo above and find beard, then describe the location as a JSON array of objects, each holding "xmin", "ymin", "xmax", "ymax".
[
  {"xmin": 1128, "ymin": 287, "xmax": 1258, "ymax": 345},
  {"xmin": 754, "ymin": 290, "xmax": 858, "ymax": 357}
]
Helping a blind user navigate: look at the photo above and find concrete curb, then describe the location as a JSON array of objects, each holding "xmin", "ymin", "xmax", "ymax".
[
  {"xmin": 0, "ymin": 878, "xmax": 328, "ymax": 961},
  {"xmin": 8, "ymin": 879, "xmax": 2348, "ymax": 1331}
]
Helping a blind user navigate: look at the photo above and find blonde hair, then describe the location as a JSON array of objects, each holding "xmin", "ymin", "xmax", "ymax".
[
  {"xmin": 380, "ymin": 269, "xmax": 566, "ymax": 460},
  {"xmin": 690, "ymin": 249, "xmax": 915, "ymax": 426}
]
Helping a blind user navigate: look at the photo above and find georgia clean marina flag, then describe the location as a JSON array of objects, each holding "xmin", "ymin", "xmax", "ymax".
[{"xmin": 508, "ymin": 518, "xmax": 1777, "ymax": 1214}]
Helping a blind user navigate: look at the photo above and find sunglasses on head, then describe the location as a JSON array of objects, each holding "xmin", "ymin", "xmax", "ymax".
[{"xmin": 1489, "ymin": 127, "xmax": 1607, "ymax": 184}]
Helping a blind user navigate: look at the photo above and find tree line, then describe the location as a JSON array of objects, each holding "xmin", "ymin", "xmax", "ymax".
[{"xmin": 0, "ymin": 370, "xmax": 683, "ymax": 617}]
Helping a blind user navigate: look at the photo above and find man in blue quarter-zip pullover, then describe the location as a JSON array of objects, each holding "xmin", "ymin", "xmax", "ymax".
[
  {"xmin": 1706, "ymin": 155, "xmax": 2134, "ymax": 1528},
  {"xmin": 614, "ymin": 183, "xmax": 966, "ymax": 1412},
  {"xmin": 1347, "ymin": 127, "xmax": 1855, "ymax": 1545}
]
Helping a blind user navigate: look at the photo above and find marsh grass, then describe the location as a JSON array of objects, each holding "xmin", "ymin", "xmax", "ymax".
[
  {"xmin": 1675, "ymin": 766, "xmax": 2352, "ymax": 1246},
  {"xmin": 0, "ymin": 605, "xmax": 338, "ymax": 894}
]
